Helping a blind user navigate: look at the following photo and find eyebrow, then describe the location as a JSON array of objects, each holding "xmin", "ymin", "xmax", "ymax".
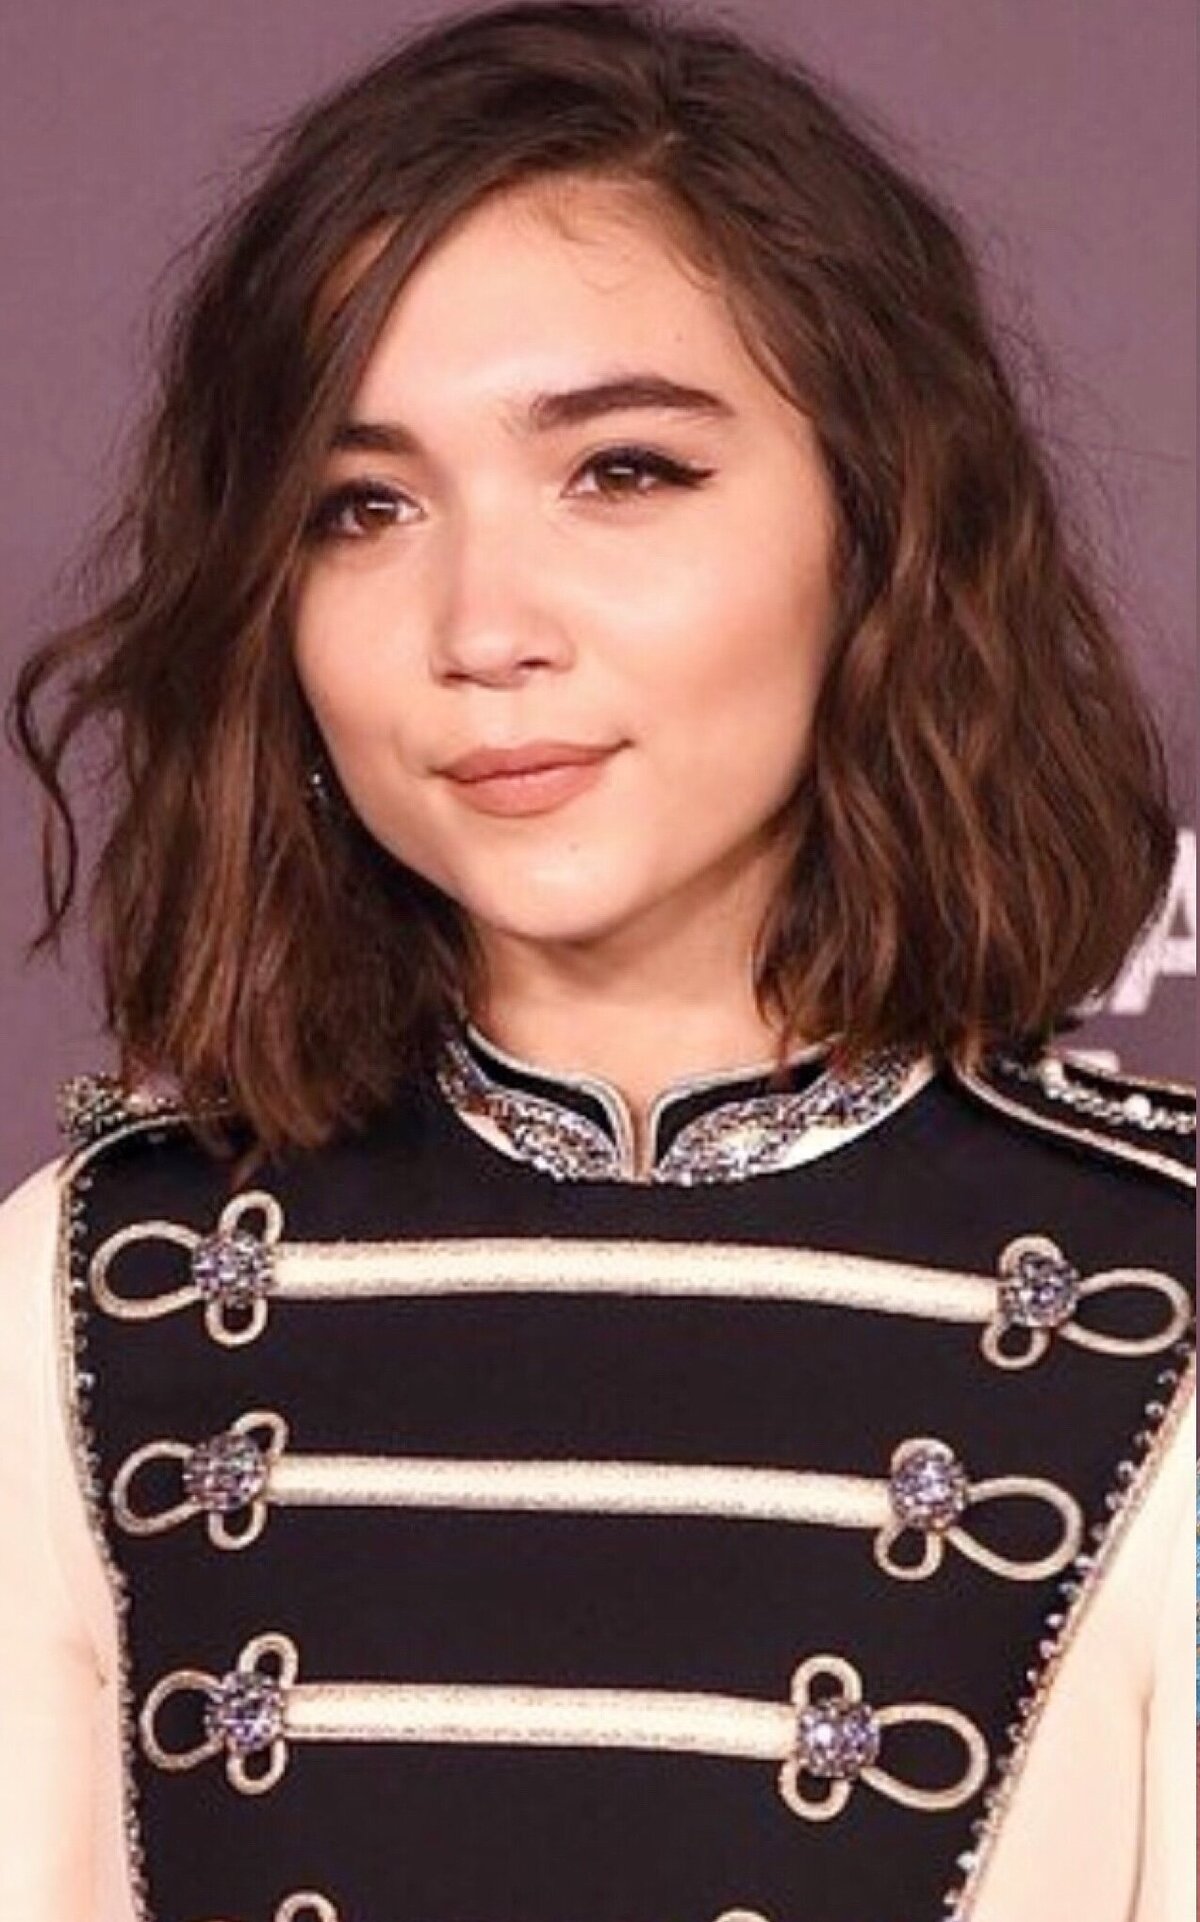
[{"xmin": 331, "ymin": 373, "xmax": 737, "ymax": 456}]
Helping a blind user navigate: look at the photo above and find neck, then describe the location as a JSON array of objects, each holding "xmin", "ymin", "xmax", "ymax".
[
  {"xmin": 467, "ymin": 942, "xmax": 803, "ymax": 1156},
  {"xmin": 463, "ymin": 823, "xmax": 813, "ymax": 1149},
  {"xmin": 471, "ymin": 986, "xmax": 790, "ymax": 1097}
]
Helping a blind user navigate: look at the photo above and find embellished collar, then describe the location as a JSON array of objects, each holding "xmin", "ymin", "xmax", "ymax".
[{"xmin": 435, "ymin": 1021, "xmax": 933, "ymax": 1185}]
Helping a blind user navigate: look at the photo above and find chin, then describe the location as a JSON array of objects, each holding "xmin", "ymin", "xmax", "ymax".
[
  {"xmin": 454, "ymin": 874, "xmax": 653, "ymax": 950},
  {"xmin": 470, "ymin": 903, "xmax": 641, "ymax": 949}
]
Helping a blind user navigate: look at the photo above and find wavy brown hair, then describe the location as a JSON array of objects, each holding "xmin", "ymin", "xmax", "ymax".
[{"xmin": 9, "ymin": 0, "xmax": 1177, "ymax": 1152}]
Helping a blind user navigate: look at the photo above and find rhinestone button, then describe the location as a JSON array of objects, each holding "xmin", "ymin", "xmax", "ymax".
[
  {"xmin": 191, "ymin": 1230, "xmax": 273, "ymax": 1308},
  {"xmin": 888, "ymin": 1441, "xmax": 970, "ymax": 1532},
  {"xmin": 184, "ymin": 1430, "xmax": 269, "ymax": 1513},
  {"xmin": 794, "ymin": 1696, "xmax": 882, "ymax": 1780},
  {"xmin": 999, "ymin": 1246, "xmax": 1081, "ymax": 1329},
  {"xmin": 204, "ymin": 1670, "xmax": 285, "ymax": 1756}
]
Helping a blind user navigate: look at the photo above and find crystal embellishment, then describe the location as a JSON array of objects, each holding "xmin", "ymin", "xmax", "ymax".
[
  {"xmin": 56, "ymin": 1071, "xmax": 186, "ymax": 1147},
  {"xmin": 888, "ymin": 1440, "xmax": 970, "ymax": 1532},
  {"xmin": 795, "ymin": 1695, "xmax": 883, "ymax": 1780},
  {"xmin": 657, "ymin": 1049, "xmax": 917, "ymax": 1185},
  {"xmin": 991, "ymin": 1050, "xmax": 1196, "ymax": 1138},
  {"xmin": 998, "ymin": 1243, "xmax": 1081, "ymax": 1329},
  {"xmin": 139, "ymin": 1631, "xmax": 298, "ymax": 1791},
  {"xmin": 203, "ymin": 1669, "xmax": 285, "ymax": 1757},
  {"xmin": 437, "ymin": 1030, "xmax": 924, "ymax": 1184},
  {"xmin": 191, "ymin": 1230, "xmax": 274, "ymax": 1308},
  {"xmin": 184, "ymin": 1430, "xmax": 269, "ymax": 1513}
]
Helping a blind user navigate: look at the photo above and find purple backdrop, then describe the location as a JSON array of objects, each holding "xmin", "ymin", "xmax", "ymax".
[{"xmin": 1, "ymin": 0, "xmax": 1194, "ymax": 1191}]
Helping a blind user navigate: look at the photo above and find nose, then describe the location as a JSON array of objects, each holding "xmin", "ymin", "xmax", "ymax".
[{"xmin": 427, "ymin": 507, "xmax": 573, "ymax": 687}]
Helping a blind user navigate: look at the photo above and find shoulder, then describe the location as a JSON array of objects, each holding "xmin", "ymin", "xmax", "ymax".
[
  {"xmin": 55, "ymin": 1068, "xmax": 243, "ymax": 1184},
  {"xmin": 0, "ymin": 1156, "xmax": 65, "ymax": 1269},
  {"xmin": 949, "ymin": 1046, "xmax": 1195, "ymax": 1192},
  {"xmin": 0, "ymin": 1085, "xmax": 200, "ymax": 1328},
  {"xmin": 56, "ymin": 1070, "xmax": 199, "ymax": 1156},
  {"xmin": 0, "ymin": 1160, "xmax": 68, "ymax": 1418},
  {"xmin": 45, "ymin": 1072, "xmax": 258, "ymax": 1258},
  {"xmin": 928, "ymin": 1046, "xmax": 1194, "ymax": 1295}
]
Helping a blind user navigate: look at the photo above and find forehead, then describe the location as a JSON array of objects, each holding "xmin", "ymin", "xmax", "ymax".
[{"xmin": 349, "ymin": 178, "xmax": 759, "ymax": 415}]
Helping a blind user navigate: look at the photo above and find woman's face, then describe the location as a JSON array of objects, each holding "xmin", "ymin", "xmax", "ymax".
[{"xmin": 292, "ymin": 178, "xmax": 840, "ymax": 969}]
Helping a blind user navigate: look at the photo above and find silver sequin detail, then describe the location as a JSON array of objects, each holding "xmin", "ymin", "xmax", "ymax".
[
  {"xmin": 657, "ymin": 1050, "xmax": 917, "ymax": 1185},
  {"xmin": 57, "ymin": 1073, "xmax": 185, "ymax": 1148},
  {"xmin": 794, "ymin": 1695, "xmax": 882, "ymax": 1780},
  {"xmin": 888, "ymin": 1441, "xmax": 970, "ymax": 1532},
  {"xmin": 995, "ymin": 1054, "xmax": 1196, "ymax": 1137},
  {"xmin": 183, "ymin": 1430, "xmax": 269, "ymax": 1513},
  {"xmin": 998, "ymin": 1245, "xmax": 1081, "ymax": 1329},
  {"xmin": 438, "ymin": 1033, "xmax": 921, "ymax": 1184},
  {"xmin": 191, "ymin": 1231, "xmax": 274, "ymax": 1308},
  {"xmin": 204, "ymin": 1670, "xmax": 285, "ymax": 1757}
]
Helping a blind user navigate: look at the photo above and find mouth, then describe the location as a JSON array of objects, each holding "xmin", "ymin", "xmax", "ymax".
[
  {"xmin": 441, "ymin": 743, "xmax": 621, "ymax": 818},
  {"xmin": 441, "ymin": 741, "xmax": 619, "ymax": 783}
]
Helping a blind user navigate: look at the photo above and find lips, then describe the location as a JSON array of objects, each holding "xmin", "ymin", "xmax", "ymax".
[
  {"xmin": 439, "ymin": 742, "xmax": 620, "ymax": 819},
  {"xmin": 441, "ymin": 742, "xmax": 617, "ymax": 783}
]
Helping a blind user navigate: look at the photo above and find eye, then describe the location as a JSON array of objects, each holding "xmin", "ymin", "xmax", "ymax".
[
  {"xmin": 304, "ymin": 480, "xmax": 414, "ymax": 543},
  {"xmin": 570, "ymin": 444, "xmax": 715, "ymax": 501}
]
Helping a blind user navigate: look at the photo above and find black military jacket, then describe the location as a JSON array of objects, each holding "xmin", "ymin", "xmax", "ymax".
[{"xmin": 57, "ymin": 1030, "xmax": 1195, "ymax": 1922}]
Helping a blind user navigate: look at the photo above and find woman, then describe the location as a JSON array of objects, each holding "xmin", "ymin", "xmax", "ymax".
[{"xmin": 0, "ymin": 3, "xmax": 1193, "ymax": 1919}]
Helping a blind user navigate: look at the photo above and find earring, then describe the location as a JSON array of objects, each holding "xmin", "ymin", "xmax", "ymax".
[{"xmin": 305, "ymin": 761, "xmax": 332, "ymax": 811}]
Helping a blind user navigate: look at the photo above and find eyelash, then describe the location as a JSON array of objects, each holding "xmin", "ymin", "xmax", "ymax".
[{"xmin": 303, "ymin": 445, "xmax": 715, "ymax": 543}]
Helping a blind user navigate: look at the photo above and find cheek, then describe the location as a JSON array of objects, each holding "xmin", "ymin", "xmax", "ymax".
[
  {"xmin": 650, "ymin": 560, "xmax": 835, "ymax": 789},
  {"xmin": 293, "ymin": 588, "xmax": 401, "ymax": 754},
  {"xmin": 292, "ymin": 591, "xmax": 346, "ymax": 729},
  {"xmin": 292, "ymin": 589, "xmax": 446, "ymax": 875}
]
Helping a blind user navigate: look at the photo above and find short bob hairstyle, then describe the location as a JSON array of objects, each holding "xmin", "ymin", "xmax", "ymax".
[{"xmin": 11, "ymin": 0, "xmax": 1177, "ymax": 1153}]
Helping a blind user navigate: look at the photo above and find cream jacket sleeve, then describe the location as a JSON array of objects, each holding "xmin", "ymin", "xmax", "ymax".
[
  {"xmin": 966, "ymin": 1375, "xmax": 1196, "ymax": 1921},
  {"xmin": 0, "ymin": 1155, "xmax": 1193, "ymax": 1922},
  {"xmin": 0, "ymin": 1161, "xmax": 134, "ymax": 1922}
]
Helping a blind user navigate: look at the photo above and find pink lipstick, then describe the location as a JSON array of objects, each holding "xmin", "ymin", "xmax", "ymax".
[{"xmin": 440, "ymin": 741, "xmax": 618, "ymax": 818}]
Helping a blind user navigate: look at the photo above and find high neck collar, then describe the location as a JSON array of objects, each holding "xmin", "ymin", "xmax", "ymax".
[{"xmin": 435, "ymin": 1019, "xmax": 933, "ymax": 1185}]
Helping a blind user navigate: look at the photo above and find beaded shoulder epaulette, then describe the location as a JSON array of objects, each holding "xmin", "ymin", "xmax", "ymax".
[
  {"xmin": 57, "ymin": 1072, "xmax": 197, "ymax": 1152},
  {"xmin": 953, "ymin": 1049, "xmax": 1196, "ymax": 1188}
]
